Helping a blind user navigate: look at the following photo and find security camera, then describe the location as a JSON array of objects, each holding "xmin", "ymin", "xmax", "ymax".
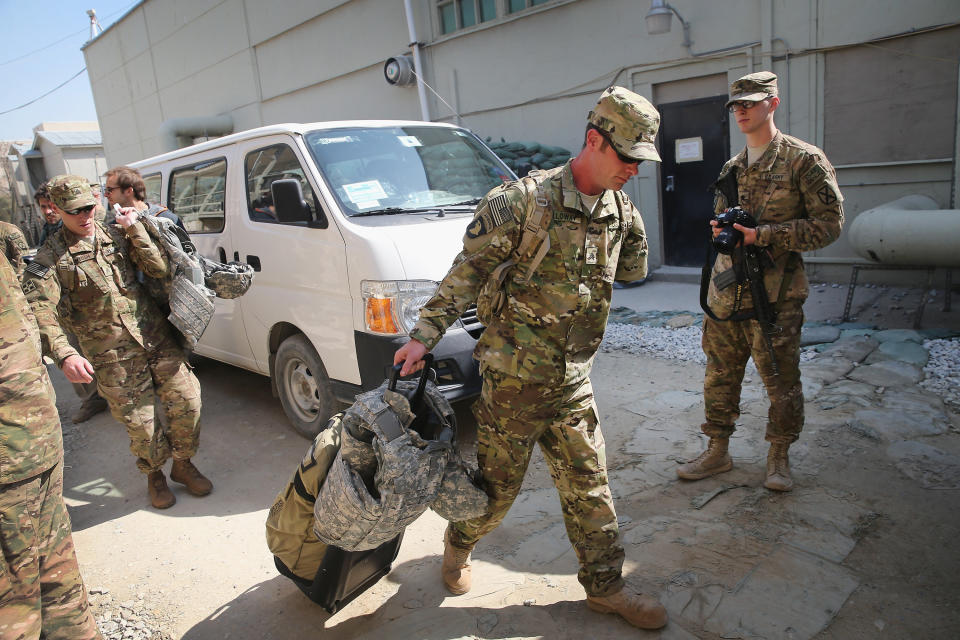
[{"xmin": 384, "ymin": 55, "xmax": 415, "ymax": 86}]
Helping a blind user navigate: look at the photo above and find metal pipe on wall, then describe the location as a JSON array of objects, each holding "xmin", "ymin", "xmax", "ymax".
[{"xmin": 403, "ymin": 0, "xmax": 430, "ymax": 122}]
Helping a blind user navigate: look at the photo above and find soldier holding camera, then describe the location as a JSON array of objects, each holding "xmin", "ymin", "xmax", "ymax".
[{"xmin": 678, "ymin": 71, "xmax": 843, "ymax": 491}]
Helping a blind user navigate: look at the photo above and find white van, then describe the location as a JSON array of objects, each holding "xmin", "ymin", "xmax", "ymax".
[{"xmin": 131, "ymin": 121, "xmax": 515, "ymax": 438}]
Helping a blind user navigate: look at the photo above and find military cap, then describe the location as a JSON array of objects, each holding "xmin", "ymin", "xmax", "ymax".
[
  {"xmin": 726, "ymin": 71, "xmax": 778, "ymax": 108},
  {"xmin": 588, "ymin": 86, "xmax": 662, "ymax": 162},
  {"xmin": 48, "ymin": 174, "xmax": 97, "ymax": 212}
]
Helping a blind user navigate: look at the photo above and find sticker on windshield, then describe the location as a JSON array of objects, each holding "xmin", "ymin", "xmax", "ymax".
[
  {"xmin": 342, "ymin": 180, "xmax": 388, "ymax": 203},
  {"xmin": 357, "ymin": 200, "xmax": 380, "ymax": 209},
  {"xmin": 314, "ymin": 135, "xmax": 356, "ymax": 145},
  {"xmin": 397, "ymin": 136, "xmax": 422, "ymax": 147}
]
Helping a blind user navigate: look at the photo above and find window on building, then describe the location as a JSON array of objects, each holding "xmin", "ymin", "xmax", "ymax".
[
  {"xmin": 168, "ymin": 158, "xmax": 227, "ymax": 233},
  {"xmin": 509, "ymin": 0, "xmax": 552, "ymax": 13},
  {"xmin": 244, "ymin": 144, "xmax": 321, "ymax": 224},
  {"xmin": 438, "ymin": 0, "xmax": 514, "ymax": 35},
  {"xmin": 142, "ymin": 172, "xmax": 161, "ymax": 205}
]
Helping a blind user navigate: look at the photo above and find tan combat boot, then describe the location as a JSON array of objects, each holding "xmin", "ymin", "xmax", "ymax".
[
  {"xmin": 586, "ymin": 589, "xmax": 668, "ymax": 630},
  {"xmin": 441, "ymin": 528, "xmax": 472, "ymax": 595},
  {"xmin": 72, "ymin": 394, "xmax": 108, "ymax": 423},
  {"xmin": 170, "ymin": 459, "xmax": 213, "ymax": 496},
  {"xmin": 676, "ymin": 435, "xmax": 733, "ymax": 480},
  {"xmin": 148, "ymin": 470, "xmax": 176, "ymax": 509},
  {"xmin": 764, "ymin": 442, "xmax": 793, "ymax": 491}
]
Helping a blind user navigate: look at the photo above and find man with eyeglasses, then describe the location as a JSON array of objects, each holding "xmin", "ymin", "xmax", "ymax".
[
  {"xmin": 103, "ymin": 166, "xmax": 185, "ymax": 231},
  {"xmin": 677, "ymin": 71, "xmax": 844, "ymax": 491},
  {"xmin": 394, "ymin": 87, "xmax": 668, "ymax": 630},
  {"xmin": 21, "ymin": 175, "xmax": 211, "ymax": 510}
]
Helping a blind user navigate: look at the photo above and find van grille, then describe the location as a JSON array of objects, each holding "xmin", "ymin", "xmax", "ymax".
[{"xmin": 459, "ymin": 305, "xmax": 484, "ymax": 339}]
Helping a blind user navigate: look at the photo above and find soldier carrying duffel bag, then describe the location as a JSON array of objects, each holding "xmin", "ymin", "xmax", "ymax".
[{"xmin": 265, "ymin": 355, "xmax": 487, "ymax": 613}]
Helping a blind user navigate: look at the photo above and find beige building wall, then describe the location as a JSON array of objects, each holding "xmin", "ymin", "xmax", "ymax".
[{"xmin": 83, "ymin": 0, "xmax": 960, "ymax": 280}]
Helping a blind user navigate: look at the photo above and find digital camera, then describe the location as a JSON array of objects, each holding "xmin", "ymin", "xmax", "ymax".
[{"xmin": 712, "ymin": 206, "xmax": 757, "ymax": 254}]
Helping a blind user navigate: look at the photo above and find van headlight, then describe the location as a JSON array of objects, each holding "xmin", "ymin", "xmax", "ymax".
[{"xmin": 362, "ymin": 280, "xmax": 438, "ymax": 335}]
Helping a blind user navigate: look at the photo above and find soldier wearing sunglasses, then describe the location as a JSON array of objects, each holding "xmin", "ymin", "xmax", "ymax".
[{"xmin": 21, "ymin": 175, "xmax": 212, "ymax": 510}]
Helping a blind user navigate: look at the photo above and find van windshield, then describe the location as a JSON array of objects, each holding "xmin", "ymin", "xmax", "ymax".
[{"xmin": 304, "ymin": 126, "xmax": 514, "ymax": 216}]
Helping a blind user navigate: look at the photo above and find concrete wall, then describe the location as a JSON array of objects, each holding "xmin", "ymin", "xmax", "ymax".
[
  {"xmin": 83, "ymin": 0, "xmax": 416, "ymax": 165},
  {"xmin": 83, "ymin": 0, "xmax": 960, "ymax": 283}
]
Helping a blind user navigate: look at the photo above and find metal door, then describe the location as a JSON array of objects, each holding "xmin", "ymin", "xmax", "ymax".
[{"xmin": 657, "ymin": 95, "xmax": 730, "ymax": 266}]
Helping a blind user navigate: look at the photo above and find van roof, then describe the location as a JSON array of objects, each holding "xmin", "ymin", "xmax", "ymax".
[{"xmin": 130, "ymin": 120, "xmax": 461, "ymax": 168}]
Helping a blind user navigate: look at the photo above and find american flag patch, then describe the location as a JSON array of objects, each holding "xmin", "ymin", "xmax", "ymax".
[
  {"xmin": 488, "ymin": 194, "xmax": 513, "ymax": 227},
  {"xmin": 25, "ymin": 261, "xmax": 51, "ymax": 278}
]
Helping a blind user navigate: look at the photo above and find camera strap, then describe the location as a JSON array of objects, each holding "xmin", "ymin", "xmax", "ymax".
[{"xmin": 701, "ymin": 166, "xmax": 746, "ymax": 322}]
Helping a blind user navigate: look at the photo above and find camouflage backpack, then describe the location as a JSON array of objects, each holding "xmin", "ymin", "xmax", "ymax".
[
  {"xmin": 266, "ymin": 414, "xmax": 343, "ymax": 580},
  {"xmin": 138, "ymin": 214, "xmax": 215, "ymax": 350},
  {"xmin": 313, "ymin": 362, "xmax": 487, "ymax": 551},
  {"xmin": 476, "ymin": 169, "xmax": 553, "ymax": 325}
]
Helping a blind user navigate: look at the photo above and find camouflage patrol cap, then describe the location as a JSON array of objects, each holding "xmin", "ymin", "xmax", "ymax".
[
  {"xmin": 726, "ymin": 71, "xmax": 778, "ymax": 107},
  {"xmin": 48, "ymin": 174, "xmax": 97, "ymax": 212},
  {"xmin": 588, "ymin": 86, "xmax": 661, "ymax": 162}
]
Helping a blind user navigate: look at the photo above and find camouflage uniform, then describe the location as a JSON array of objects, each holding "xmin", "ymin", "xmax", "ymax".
[
  {"xmin": 0, "ymin": 220, "xmax": 29, "ymax": 277},
  {"xmin": 0, "ymin": 253, "xmax": 101, "ymax": 640},
  {"xmin": 410, "ymin": 146, "xmax": 650, "ymax": 595},
  {"xmin": 703, "ymin": 125, "xmax": 843, "ymax": 443},
  {"xmin": 22, "ymin": 179, "xmax": 202, "ymax": 475}
]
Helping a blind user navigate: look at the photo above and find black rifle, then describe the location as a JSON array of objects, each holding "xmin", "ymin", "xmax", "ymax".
[{"xmin": 702, "ymin": 167, "xmax": 780, "ymax": 376}]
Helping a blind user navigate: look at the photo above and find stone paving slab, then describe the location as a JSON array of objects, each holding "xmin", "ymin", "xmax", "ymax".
[
  {"xmin": 848, "ymin": 408, "xmax": 948, "ymax": 441},
  {"xmin": 691, "ymin": 546, "xmax": 857, "ymax": 640},
  {"xmin": 800, "ymin": 356, "xmax": 856, "ymax": 387},
  {"xmin": 886, "ymin": 440, "xmax": 960, "ymax": 489},
  {"xmin": 818, "ymin": 335, "xmax": 879, "ymax": 362},
  {"xmin": 847, "ymin": 360, "xmax": 923, "ymax": 386},
  {"xmin": 864, "ymin": 339, "xmax": 930, "ymax": 366}
]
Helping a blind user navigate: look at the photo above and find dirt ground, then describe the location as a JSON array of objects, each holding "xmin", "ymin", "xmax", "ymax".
[{"xmin": 55, "ymin": 281, "xmax": 960, "ymax": 640}]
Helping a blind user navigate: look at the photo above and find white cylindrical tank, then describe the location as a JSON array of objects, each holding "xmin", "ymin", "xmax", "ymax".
[{"xmin": 847, "ymin": 195, "xmax": 960, "ymax": 267}]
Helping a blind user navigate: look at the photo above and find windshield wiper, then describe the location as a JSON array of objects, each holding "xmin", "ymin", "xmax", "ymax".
[
  {"xmin": 445, "ymin": 198, "xmax": 482, "ymax": 208},
  {"xmin": 352, "ymin": 206, "xmax": 440, "ymax": 217}
]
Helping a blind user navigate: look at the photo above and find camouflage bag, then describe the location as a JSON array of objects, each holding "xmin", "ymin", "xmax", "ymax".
[
  {"xmin": 313, "ymin": 359, "xmax": 486, "ymax": 551},
  {"xmin": 199, "ymin": 256, "xmax": 254, "ymax": 299},
  {"xmin": 137, "ymin": 213, "xmax": 215, "ymax": 350},
  {"xmin": 266, "ymin": 414, "xmax": 343, "ymax": 580},
  {"xmin": 476, "ymin": 170, "xmax": 553, "ymax": 326}
]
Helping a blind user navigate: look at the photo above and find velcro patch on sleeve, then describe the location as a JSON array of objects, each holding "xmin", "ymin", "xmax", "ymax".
[
  {"xmin": 802, "ymin": 163, "xmax": 826, "ymax": 187},
  {"xmin": 25, "ymin": 261, "xmax": 51, "ymax": 278},
  {"xmin": 465, "ymin": 194, "xmax": 513, "ymax": 239}
]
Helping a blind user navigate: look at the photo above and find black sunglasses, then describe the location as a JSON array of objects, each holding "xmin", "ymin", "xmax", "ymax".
[
  {"xmin": 64, "ymin": 204, "xmax": 96, "ymax": 216},
  {"xmin": 597, "ymin": 129, "xmax": 642, "ymax": 165}
]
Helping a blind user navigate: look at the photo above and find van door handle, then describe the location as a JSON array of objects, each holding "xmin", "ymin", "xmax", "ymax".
[
  {"xmin": 246, "ymin": 255, "xmax": 261, "ymax": 272},
  {"xmin": 218, "ymin": 247, "xmax": 227, "ymax": 263}
]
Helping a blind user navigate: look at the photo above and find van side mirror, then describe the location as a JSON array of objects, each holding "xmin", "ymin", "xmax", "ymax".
[{"xmin": 272, "ymin": 178, "xmax": 312, "ymax": 224}]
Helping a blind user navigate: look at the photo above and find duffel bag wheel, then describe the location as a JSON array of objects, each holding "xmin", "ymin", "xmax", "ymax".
[{"xmin": 276, "ymin": 334, "xmax": 337, "ymax": 439}]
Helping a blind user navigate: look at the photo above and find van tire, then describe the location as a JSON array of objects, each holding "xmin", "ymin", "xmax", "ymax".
[{"xmin": 275, "ymin": 334, "xmax": 337, "ymax": 439}]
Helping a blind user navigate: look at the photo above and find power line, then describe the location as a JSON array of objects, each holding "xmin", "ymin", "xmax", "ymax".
[
  {"xmin": 0, "ymin": 68, "xmax": 87, "ymax": 116},
  {"xmin": 0, "ymin": 29, "xmax": 86, "ymax": 67},
  {"xmin": 0, "ymin": 1, "xmax": 140, "ymax": 67}
]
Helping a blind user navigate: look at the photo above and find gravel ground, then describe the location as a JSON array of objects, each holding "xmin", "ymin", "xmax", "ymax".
[
  {"xmin": 87, "ymin": 588, "xmax": 174, "ymax": 640},
  {"xmin": 602, "ymin": 322, "xmax": 960, "ymax": 406},
  {"xmin": 920, "ymin": 338, "xmax": 960, "ymax": 412}
]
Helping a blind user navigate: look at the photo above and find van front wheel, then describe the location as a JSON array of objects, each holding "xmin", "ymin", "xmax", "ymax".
[{"xmin": 275, "ymin": 334, "xmax": 337, "ymax": 439}]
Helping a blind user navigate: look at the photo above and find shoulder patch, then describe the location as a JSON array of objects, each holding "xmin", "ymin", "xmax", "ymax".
[
  {"xmin": 466, "ymin": 193, "xmax": 514, "ymax": 239},
  {"xmin": 802, "ymin": 163, "xmax": 826, "ymax": 187},
  {"xmin": 25, "ymin": 261, "xmax": 51, "ymax": 279}
]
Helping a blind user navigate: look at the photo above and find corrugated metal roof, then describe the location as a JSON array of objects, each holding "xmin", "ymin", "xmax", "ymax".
[{"xmin": 36, "ymin": 130, "xmax": 102, "ymax": 147}]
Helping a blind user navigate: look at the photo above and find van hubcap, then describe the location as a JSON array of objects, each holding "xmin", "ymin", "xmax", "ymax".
[{"xmin": 285, "ymin": 359, "xmax": 320, "ymax": 419}]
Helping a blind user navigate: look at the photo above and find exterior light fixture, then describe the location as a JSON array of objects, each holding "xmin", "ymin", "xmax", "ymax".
[{"xmin": 645, "ymin": 0, "xmax": 692, "ymax": 51}]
